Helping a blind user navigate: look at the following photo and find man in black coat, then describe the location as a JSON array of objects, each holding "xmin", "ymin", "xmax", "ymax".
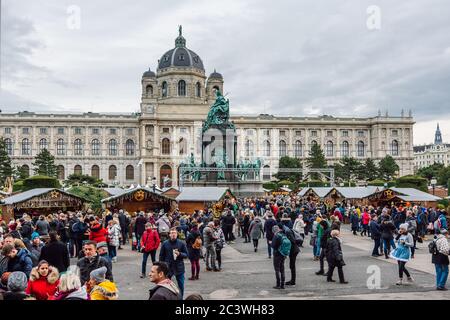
[
  {"xmin": 159, "ymin": 228, "xmax": 188, "ymax": 299},
  {"xmin": 149, "ymin": 261, "xmax": 180, "ymax": 300},
  {"xmin": 369, "ymin": 215, "xmax": 382, "ymax": 257},
  {"xmin": 39, "ymin": 231, "xmax": 70, "ymax": 273},
  {"xmin": 221, "ymin": 210, "xmax": 236, "ymax": 243},
  {"xmin": 282, "ymin": 225, "xmax": 301, "ymax": 286},
  {"xmin": 135, "ymin": 212, "xmax": 148, "ymax": 251},
  {"xmin": 264, "ymin": 213, "xmax": 277, "ymax": 258},
  {"xmin": 76, "ymin": 240, "xmax": 113, "ymax": 285},
  {"xmin": 326, "ymin": 229, "xmax": 347, "ymax": 284},
  {"xmin": 118, "ymin": 210, "xmax": 129, "ymax": 246}
]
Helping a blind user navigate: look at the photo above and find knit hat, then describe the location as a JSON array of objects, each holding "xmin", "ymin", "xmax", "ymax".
[
  {"xmin": 399, "ymin": 223, "xmax": 408, "ymax": 230},
  {"xmin": 96, "ymin": 242, "xmax": 108, "ymax": 249},
  {"xmin": 7, "ymin": 271, "xmax": 28, "ymax": 292},
  {"xmin": 90, "ymin": 266, "xmax": 107, "ymax": 283},
  {"xmin": 31, "ymin": 232, "xmax": 40, "ymax": 241}
]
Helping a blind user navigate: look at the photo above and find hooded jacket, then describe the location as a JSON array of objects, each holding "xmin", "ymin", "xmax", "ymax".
[
  {"xmin": 76, "ymin": 255, "xmax": 113, "ymax": 285},
  {"xmin": 141, "ymin": 228, "xmax": 160, "ymax": 252},
  {"xmin": 7, "ymin": 249, "xmax": 33, "ymax": 278},
  {"xmin": 39, "ymin": 240, "xmax": 70, "ymax": 273},
  {"xmin": 149, "ymin": 279, "xmax": 180, "ymax": 300},
  {"xmin": 89, "ymin": 223, "xmax": 108, "ymax": 243},
  {"xmin": 25, "ymin": 266, "xmax": 59, "ymax": 300},
  {"xmin": 90, "ymin": 280, "xmax": 119, "ymax": 300}
]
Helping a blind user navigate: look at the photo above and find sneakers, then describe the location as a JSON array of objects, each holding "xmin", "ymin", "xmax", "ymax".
[
  {"xmin": 273, "ymin": 286, "xmax": 285, "ymax": 290},
  {"xmin": 140, "ymin": 274, "xmax": 145, "ymax": 279},
  {"xmin": 285, "ymin": 281, "xmax": 295, "ymax": 286},
  {"xmin": 396, "ymin": 279, "xmax": 403, "ymax": 285},
  {"xmin": 406, "ymin": 277, "xmax": 414, "ymax": 284},
  {"xmin": 315, "ymin": 270, "xmax": 325, "ymax": 275},
  {"xmin": 437, "ymin": 287, "xmax": 448, "ymax": 291}
]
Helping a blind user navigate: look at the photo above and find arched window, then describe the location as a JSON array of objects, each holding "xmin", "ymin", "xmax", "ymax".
[
  {"xmin": 91, "ymin": 139, "xmax": 100, "ymax": 156},
  {"xmin": 125, "ymin": 139, "xmax": 135, "ymax": 156},
  {"xmin": 357, "ymin": 141, "xmax": 365, "ymax": 157},
  {"xmin": 146, "ymin": 85, "xmax": 153, "ymax": 96},
  {"xmin": 74, "ymin": 139, "xmax": 83, "ymax": 156},
  {"xmin": 162, "ymin": 138, "xmax": 171, "ymax": 155},
  {"xmin": 263, "ymin": 165, "xmax": 271, "ymax": 181},
  {"xmin": 57, "ymin": 165, "xmax": 65, "ymax": 180},
  {"xmin": 279, "ymin": 140, "xmax": 287, "ymax": 157},
  {"xmin": 196, "ymin": 82, "xmax": 201, "ymax": 98},
  {"xmin": 109, "ymin": 139, "xmax": 117, "ymax": 156},
  {"xmin": 91, "ymin": 165, "xmax": 100, "ymax": 179},
  {"xmin": 21, "ymin": 138, "xmax": 30, "ymax": 155},
  {"xmin": 109, "ymin": 165, "xmax": 117, "ymax": 180},
  {"xmin": 294, "ymin": 140, "xmax": 302, "ymax": 158},
  {"xmin": 57, "ymin": 139, "xmax": 65, "ymax": 155},
  {"xmin": 341, "ymin": 141, "xmax": 349, "ymax": 157},
  {"xmin": 20, "ymin": 165, "xmax": 30, "ymax": 178},
  {"xmin": 160, "ymin": 164, "xmax": 172, "ymax": 187},
  {"xmin": 326, "ymin": 141, "xmax": 334, "ymax": 157},
  {"xmin": 4, "ymin": 138, "xmax": 13, "ymax": 155},
  {"xmin": 381, "ymin": 141, "xmax": 386, "ymax": 150},
  {"xmin": 39, "ymin": 139, "xmax": 48, "ymax": 152},
  {"xmin": 74, "ymin": 165, "xmax": 82, "ymax": 175},
  {"xmin": 126, "ymin": 165, "xmax": 134, "ymax": 180},
  {"xmin": 162, "ymin": 81, "xmax": 168, "ymax": 97},
  {"xmin": 391, "ymin": 140, "xmax": 399, "ymax": 156},
  {"xmin": 213, "ymin": 85, "xmax": 219, "ymax": 93},
  {"xmin": 245, "ymin": 140, "xmax": 254, "ymax": 158},
  {"xmin": 178, "ymin": 80, "xmax": 186, "ymax": 96},
  {"xmin": 263, "ymin": 140, "xmax": 271, "ymax": 157},
  {"xmin": 179, "ymin": 138, "xmax": 187, "ymax": 155}
]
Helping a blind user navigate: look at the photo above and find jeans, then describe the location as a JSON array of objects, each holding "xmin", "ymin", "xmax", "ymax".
[
  {"xmin": 314, "ymin": 238, "xmax": 321, "ymax": 257},
  {"xmin": 267, "ymin": 239, "xmax": 273, "ymax": 257},
  {"xmin": 382, "ymin": 239, "xmax": 396, "ymax": 256},
  {"xmin": 435, "ymin": 264, "xmax": 449, "ymax": 288},
  {"xmin": 205, "ymin": 245, "xmax": 216, "ymax": 269},
  {"xmin": 372, "ymin": 238, "xmax": 381, "ymax": 256},
  {"xmin": 173, "ymin": 273, "xmax": 185, "ymax": 300},
  {"xmin": 108, "ymin": 245, "xmax": 117, "ymax": 259},
  {"xmin": 141, "ymin": 250, "xmax": 157, "ymax": 275},
  {"xmin": 216, "ymin": 248, "xmax": 222, "ymax": 269},
  {"xmin": 136, "ymin": 233, "xmax": 142, "ymax": 251},
  {"xmin": 273, "ymin": 254, "xmax": 286, "ymax": 287}
]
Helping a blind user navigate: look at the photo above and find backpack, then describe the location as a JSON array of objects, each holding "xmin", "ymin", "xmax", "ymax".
[
  {"xmin": 278, "ymin": 233, "xmax": 292, "ymax": 257},
  {"xmin": 428, "ymin": 239, "xmax": 438, "ymax": 255},
  {"xmin": 192, "ymin": 237, "xmax": 202, "ymax": 250}
]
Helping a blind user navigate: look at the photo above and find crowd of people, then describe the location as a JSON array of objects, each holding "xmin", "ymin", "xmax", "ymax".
[{"xmin": 0, "ymin": 194, "xmax": 449, "ymax": 300}]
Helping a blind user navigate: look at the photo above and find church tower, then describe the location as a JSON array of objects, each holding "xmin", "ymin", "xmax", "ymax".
[{"xmin": 435, "ymin": 123, "xmax": 443, "ymax": 145}]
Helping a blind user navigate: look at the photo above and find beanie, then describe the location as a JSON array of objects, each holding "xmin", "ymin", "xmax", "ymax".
[
  {"xmin": 90, "ymin": 266, "xmax": 107, "ymax": 283},
  {"xmin": 31, "ymin": 232, "xmax": 40, "ymax": 241},
  {"xmin": 96, "ymin": 242, "xmax": 108, "ymax": 250}
]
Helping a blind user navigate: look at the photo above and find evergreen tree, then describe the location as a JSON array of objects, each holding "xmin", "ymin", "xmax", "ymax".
[
  {"xmin": 0, "ymin": 138, "xmax": 13, "ymax": 185},
  {"xmin": 274, "ymin": 156, "xmax": 303, "ymax": 182},
  {"xmin": 32, "ymin": 149, "xmax": 57, "ymax": 177},
  {"xmin": 306, "ymin": 143, "xmax": 327, "ymax": 180},
  {"xmin": 378, "ymin": 155, "xmax": 399, "ymax": 181},
  {"xmin": 363, "ymin": 158, "xmax": 379, "ymax": 181}
]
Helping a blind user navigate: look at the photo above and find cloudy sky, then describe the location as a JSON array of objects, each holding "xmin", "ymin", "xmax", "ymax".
[{"xmin": 1, "ymin": 0, "xmax": 449, "ymax": 145}]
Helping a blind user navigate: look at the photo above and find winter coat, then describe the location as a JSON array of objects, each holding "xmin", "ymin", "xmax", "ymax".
[
  {"xmin": 89, "ymin": 224, "xmax": 108, "ymax": 244},
  {"xmin": 71, "ymin": 220, "xmax": 89, "ymax": 240},
  {"xmin": 202, "ymin": 226, "xmax": 217, "ymax": 247},
  {"xmin": 50, "ymin": 286, "xmax": 88, "ymax": 300},
  {"xmin": 118, "ymin": 213, "xmax": 129, "ymax": 230},
  {"xmin": 140, "ymin": 229, "xmax": 160, "ymax": 252},
  {"xmin": 361, "ymin": 212, "xmax": 370, "ymax": 225},
  {"xmin": 249, "ymin": 219, "xmax": 264, "ymax": 240},
  {"xmin": 149, "ymin": 279, "xmax": 180, "ymax": 300},
  {"xmin": 186, "ymin": 228, "xmax": 201, "ymax": 260},
  {"xmin": 406, "ymin": 217, "xmax": 418, "ymax": 237},
  {"xmin": 156, "ymin": 216, "xmax": 171, "ymax": 234},
  {"xmin": 90, "ymin": 280, "xmax": 119, "ymax": 300},
  {"xmin": 320, "ymin": 227, "xmax": 331, "ymax": 249},
  {"xmin": 326, "ymin": 237, "xmax": 345, "ymax": 267},
  {"xmin": 76, "ymin": 255, "xmax": 114, "ymax": 285},
  {"xmin": 369, "ymin": 221, "xmax": 381, "ymax": 240},
  {"xmin": 264, "ymin": 218, "xmax": 277, "ymax": 240},
  {"xmin": 293, "ymin": 218, "xmax": 305, "ymax": 234},
  {"xmin": 380, "ymin": 220, "xmax": 396, "ymax": 240},
  {"xmin": 243, "ymin": 216, "xmax": 251, "ymax": 233},
  {"xmin": 390, "ymin": 233, "xmax": 414, "ymax": 262},
  {"xmin": 432, "ymin": 235, "xmax": 450, "ymax": 265},
  {"xmin": 39, "ymin": 240, "xmax": 70, "ymax": 273},
  {"xmin": 135, "ymin": 216, "xmax": 148, "ymax": 236},
  {"xmin": 159, "ymin": 239, "xmax": 188, "ymax": 277},
  {"xmin": 7, "ymin": 248, "xmax": 33, "ymax": 278},
  {"xmin": 107, "ymin": 224, "xmax": 121, "ymax": 247},
  {"xmin": 222, "ymin": 214, "xmax": 236, "ymax": 227},
  {"xmin": 19, "ymin": 222, "xmax": 33, "ymax": 240},
  {"xmin": 26, "ymin": 266, "xmax": 60, "ymax": 300},
  {"xmin": 350, "ymin": 213, "xmax": 359, "ymax": 229},
  {"xmin": 35, "ymin": 219, "xmax": 50, "ymax": 236},
  {"xmin": 271, "ymin": 231, "xmax": 285, "ymax": 257}
]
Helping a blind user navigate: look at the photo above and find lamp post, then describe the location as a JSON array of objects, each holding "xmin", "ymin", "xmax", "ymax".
[{"xmin": 431, "ymin": 177, "xmax": 437, "ymax": 196}]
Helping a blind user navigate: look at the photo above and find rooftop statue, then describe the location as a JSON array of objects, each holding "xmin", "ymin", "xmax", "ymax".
[{"xmin": 202, "ymin": 90, "xmax": 235, "ymax": 133}]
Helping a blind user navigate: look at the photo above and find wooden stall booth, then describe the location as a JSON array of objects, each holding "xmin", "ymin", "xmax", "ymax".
[
  {"xmin": 0, "ymin": 188, "xmax": 85, "ymax": 222},
  {"xmin": 176, "ymin": 187, "xmax": 235, "ymax": 216},
  {"xmin": 101, "ymin": 187, "xmax": 174, "ymax": 214},
  {"xmin": 365, "ymin": 188, "xmax": 442, "ymax": 208}
]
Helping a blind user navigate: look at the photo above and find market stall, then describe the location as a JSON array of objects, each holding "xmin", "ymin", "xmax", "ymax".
[
  {"xmin": 101, "ymin": 187, "xmax": 173, "ymax": 213},
  {"xmin": 0, "ymin": 188, "xmax": 85, "ymax": 221},
  {"xmin": 365, "ymin": 187, "xmax": 442, "ymax": 207},
  {"xmin": 176, "ymin": 187, "xmax": 235, "ymax": 216}
]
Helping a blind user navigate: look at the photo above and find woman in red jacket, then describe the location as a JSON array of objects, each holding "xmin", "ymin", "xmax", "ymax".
[
  {"xmin": 361, "ymin": 210, "xmax": 371, "ymax": 237},
  {"xmin": 89, "ymin": 220, "xmax": 108, "ymax": 244},
  {"xmin": 26, "ymin": 260, "xmax": 60, "ymax": 300},
  {"xmin": 140, "ymin": 223, "xmax": 160, "ymax": 278}
]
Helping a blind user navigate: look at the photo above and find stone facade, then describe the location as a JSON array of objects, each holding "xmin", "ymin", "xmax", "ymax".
[
  {"xmin": 414, "ymin": 124, "xmax": 450, "ymax": 170},
  {"xmin": 0, "ymin": 30, "xmax": 415, "ymax": 187}
]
